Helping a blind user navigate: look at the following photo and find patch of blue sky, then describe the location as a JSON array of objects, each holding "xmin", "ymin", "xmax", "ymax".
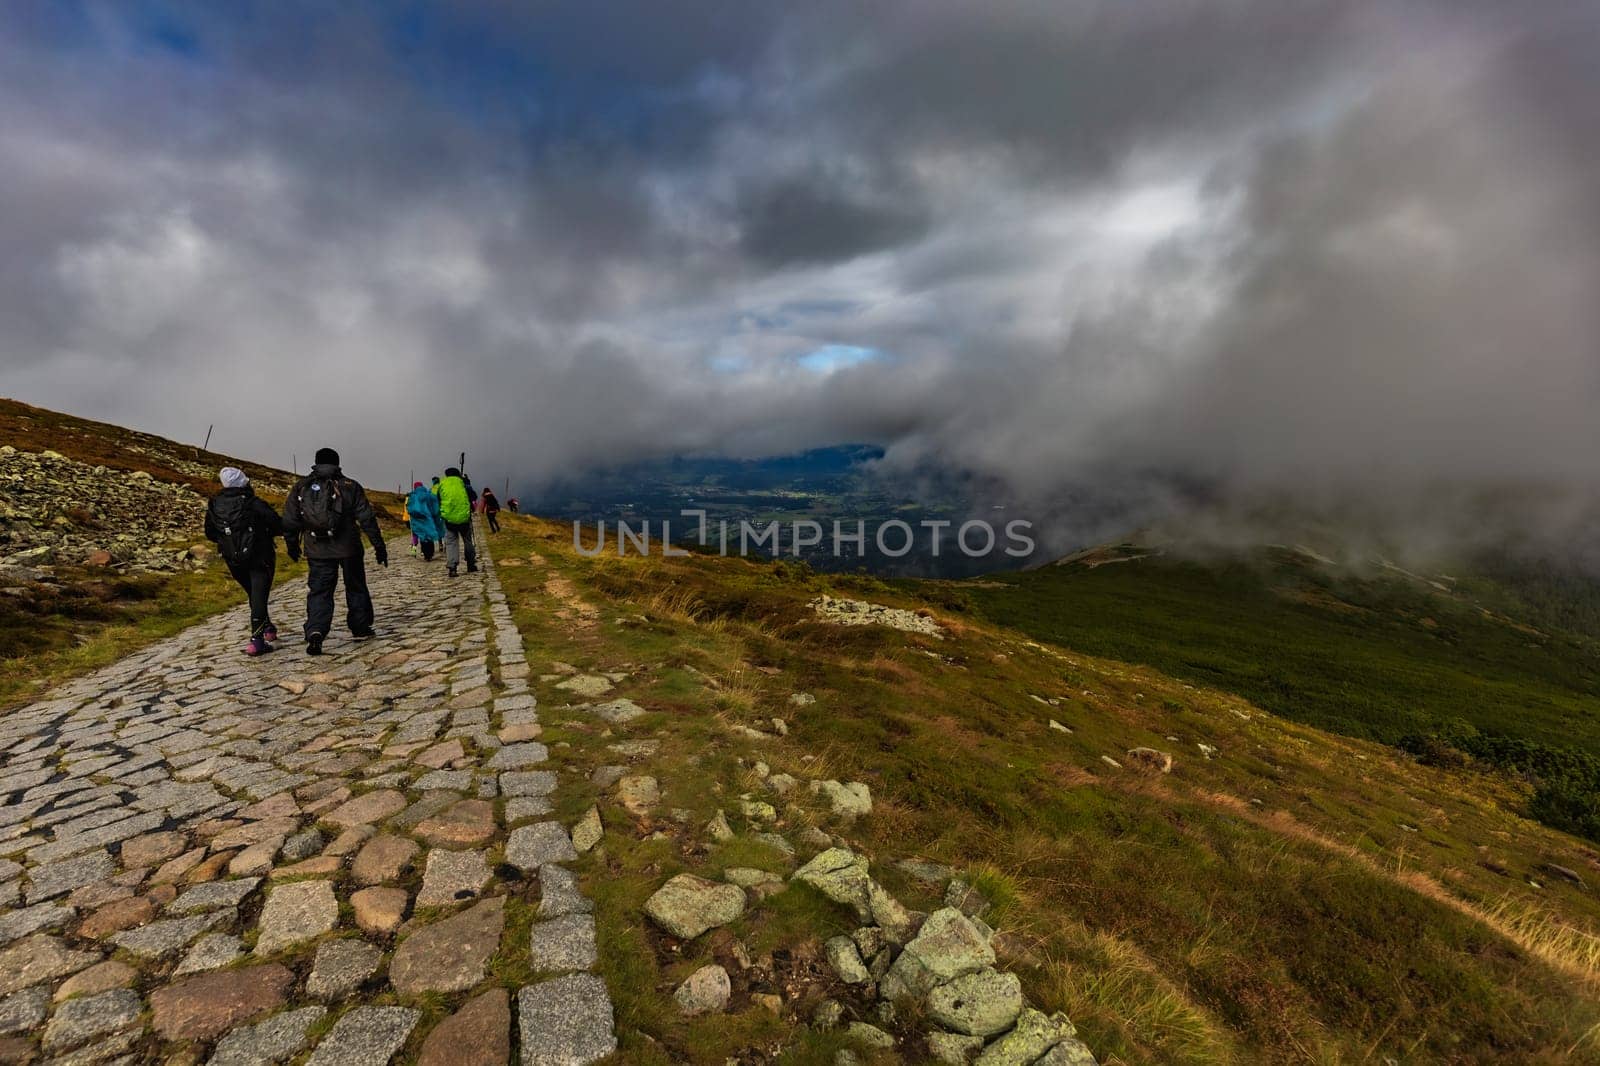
[{"xmin": 795, "ymin": 344, "xmax": 880, "ymax": 374}]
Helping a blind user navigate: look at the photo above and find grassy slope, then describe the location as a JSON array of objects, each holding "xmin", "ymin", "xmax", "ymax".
[
  {"xmin": 0, "ymin": 396, "xmax": 401, "ymax": 709},
  {"xmin": 491, "ymin": 515, "xmax": 1600, "ymax": 1065},
  {"xmin": 962, "ymin": 548, "xmax": 1600, "ymax": 753}
]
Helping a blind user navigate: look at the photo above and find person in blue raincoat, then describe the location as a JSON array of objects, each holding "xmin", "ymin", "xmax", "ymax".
[{"xmin": 406, "ymin": 481, "xmax": 446, "ymax": 562}]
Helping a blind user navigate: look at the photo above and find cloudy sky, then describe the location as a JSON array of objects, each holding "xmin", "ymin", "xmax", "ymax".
[{"xmin": 2, "ymin": 1, "xmax": 1598, "ymax": 548}]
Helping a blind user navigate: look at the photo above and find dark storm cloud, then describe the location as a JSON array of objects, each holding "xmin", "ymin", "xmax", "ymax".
[{"xmin": 1, "ymin": 0, "xmax": 1597, "ymax": 556}]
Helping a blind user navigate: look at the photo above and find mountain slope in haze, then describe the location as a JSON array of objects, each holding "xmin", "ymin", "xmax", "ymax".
[{"xmin": 964, "ymin": 540, "xmax": 1600, "ymax": 844}]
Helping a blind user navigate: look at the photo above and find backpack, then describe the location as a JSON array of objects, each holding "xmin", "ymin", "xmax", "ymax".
[
  {"xmin": 296, "ymin": 475, "xmax": 347, "ymax": 541},
  {"xmin": 210, "ymin": 494, "xmax": 258, "ymax": 564}
]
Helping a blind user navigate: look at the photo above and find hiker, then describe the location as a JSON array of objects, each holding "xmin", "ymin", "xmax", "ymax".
[
  {"xmin": 406, "ymin": 480, "xmax": 445, "ymax": 561},
  {"xmin": 480, "ymin": 486, "xmax": 502, "ymax": 533},
  {"xmin": 507, "ymin": 497, "xmax": 519, "ymax": 514},
  {"xmin": 282, "ymin": 447, "xmax": 387, "ymax": 655},
  {"xmin": 436, "ymin": 466, "xmax": 477, "ymax": 577},
  {"xmin": 203, "ymin": 467, "xmax": 285, "ymax": 656}
]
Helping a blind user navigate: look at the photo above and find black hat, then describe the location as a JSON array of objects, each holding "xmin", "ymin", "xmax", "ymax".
[
  {"xmin": 314, "ymin": 447, "xmax": 340, "ymax": 466},
  {"xmin": 445, "ymin": 466, "xmax": 461, "ymax": 477}
]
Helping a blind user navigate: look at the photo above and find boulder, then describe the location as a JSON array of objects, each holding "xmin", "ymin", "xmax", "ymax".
[
  {"xmin": 879, "ymin": 908, "xmax": 995, "ymax": 1001},
  {"xmin": 643, "ymin": 874, "xmax": 745, "ymax": 940},
  {"xmin": 973, "ymin": 1008, "xmax": 1079, "ymax": 1065},
  {"xmin": 673, "ymin": 964, "xmax": 731, "ymax": 1016},
  {"xmin": 926, "ymin": 968, "xmax": 1023, "ymax": 1037},
  {"xmin": 810, "ymin": 780, "xmax": 872, "ymax": 819},
  {"xmin": 791, "ymin": 848, "xmax": 871, "ymax": 920}
]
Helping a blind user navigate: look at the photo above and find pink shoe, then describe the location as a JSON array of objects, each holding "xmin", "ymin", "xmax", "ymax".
[{"xmin": 263, "ymin": 625, "xmax": 278, "ymax": 643}]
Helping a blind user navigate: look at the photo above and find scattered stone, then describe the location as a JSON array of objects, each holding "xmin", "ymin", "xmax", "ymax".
[
  {"xmin": 352, "ymin": 887, "xmax": 410, "ymax": 936},
  {"xmin": 824, "ymin": 936, "xmax": 871, "ymax": 984},
  {"xmin": 209, "ymin": 1005, "xmax": 326, "ymax": 1066},
  {"xmin": 792, "ymin": 848, "xmax": 871, "ymax": 920},
  {"xmin": 41, "ymin": 988, "xmax": 142, "ymax": 1052},
  {"xmin": 810, "ymin": 780, "xmax": 872, "ymax": 819},
  {"xmin": 529, "ymin": 914, "xmax": 598, "ymax": 972},
  {"xmin": 517, "ymin": 974, "xmax": 617, "ymax": 1066},
  {"xmin": 255, "ymin": 880, "xmax": 338, "ymax": 955},
  {"xmin": 1125, "ymin": 748, "xmax": 1173, "ymax": 774},
  {"xmin": 706, "ymin": 810, "xmax": 734, "ymax": 842},
  {"xmin": 554, "ymin": 675, "xmax": 613, "ymax": 698},
  {"xmin": 571, "ymin": 807, "xmax": 602, "ymax": 853},
  {"xmin": 417, "ymin": 849, "xmax": 492, "ymax": 906},
  {"xmin": 390, "ymin": 897, "xmax": 505, "ymax": 994},
  {"xmin": 927, "ymin": 968, "xmax": 1024, "ymax": 1037},
  {"xmin": 352, "ymin": 835, "xmax": 420, "ymax": 885},
  {"xmin": 880, "ymin": 908, "xmax": 995, "ymax": 1001},
  {"xmin": 644, "ymin": 874, "xmax": 746, "ymax": 939},
  {"xmin": 307, "ymin": 939, "xmax": 384, "ymax": 999},
  {"xmin": 928, "ymin": 1030, "xmax": 987, "ymax": 1064},
  {"xmin": 944, "ymin": 879, "xmax": 990, "ymax": 919},
  {"xmin": 674, "ymin": 964, "xmax": 730, "ymax": 1015},
  {"xmin": 150, "ymin": 964, "xmax": 293, "ymax": 1040},
  {"xmin": 616, "ymin": 776, "xmax": 659, "ymax": 817},
  {"xmin": 813, "ymin": 999, "xmax": 845, "ymax": 1029},
  {"xmin": 724, "ymin": 868, "xmax": 782, "ymax": 889},
  {"xmin": 844, "ymin": 1021, "xmax": 896, "ymax": 1049},
  {"xmin": 590, "ymin": 699, "xmax": 644, "ymax": 724},
  {"xmin": 589, "ymin": 765, "xmax": 627, "ymax": 790},
  {"xmin": 418, "ymin": 988, "xmax": 510, "ymax": 1066},
  {"xmin": 304, "ymin": 1005, "xmax": 419, "ymax": 1066},
  {"xmin": 973, "ymin": 1008, "xmax": 1080, "ymax": 1065},
  {"xmin": 810, "ymin": 595, "xmax": 944, "ymax": 637},
  {"xmin": 505, "ymin": 823, "xmax": 577, "ymax": 872}
]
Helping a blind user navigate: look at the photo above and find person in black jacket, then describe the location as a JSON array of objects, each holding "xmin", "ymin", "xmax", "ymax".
[
  {"xmin": 281, "ymin": 447, "xmax": 387, "ymax": 655},
  {"xmin": 204, "ymin": 467, "xmax": 285, "ymax": 656}
]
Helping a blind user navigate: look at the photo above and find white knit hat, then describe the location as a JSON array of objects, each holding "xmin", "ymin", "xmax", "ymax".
[{"xmin": 219, "ymin": 467, "xmax": 249, "ymax": 489}]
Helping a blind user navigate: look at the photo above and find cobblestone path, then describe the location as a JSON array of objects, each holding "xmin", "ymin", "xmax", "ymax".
[{"xmin": 0, "ymin": 534, "xmax": 616, "ymax": 1065}]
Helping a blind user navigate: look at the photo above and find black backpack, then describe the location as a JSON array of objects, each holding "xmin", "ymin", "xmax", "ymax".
[
  {"xmin": 296, "ymin": 475, "xmax": 347, "ymax": 541},
  {"xmin": 210, "ymin": 494, "xmax": 258, "ymax": 563}
]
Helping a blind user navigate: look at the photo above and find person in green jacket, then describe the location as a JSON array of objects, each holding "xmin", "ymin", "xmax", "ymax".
[{"xmin": 436, "ymin": 466, "xmax": 477, "ymax": 577}]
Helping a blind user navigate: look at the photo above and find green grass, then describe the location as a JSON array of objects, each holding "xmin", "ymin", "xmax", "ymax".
[{"xmin": 966, "ymin": 550, "xmax": 1600, "ymax": 754}]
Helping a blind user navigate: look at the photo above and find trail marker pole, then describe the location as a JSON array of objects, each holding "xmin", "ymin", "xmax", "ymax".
[{"xmin": 202, "ymin": 424, "xmax": 213, "ymax": 453}]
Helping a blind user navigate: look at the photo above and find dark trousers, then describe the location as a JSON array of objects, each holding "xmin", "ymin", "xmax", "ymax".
[
  {"xmin": 420, "ymin": 539, "xmax": 435, "ymax": 561},
  {"xmin": 305, "ymin": 554, "xmax": 373, "ymax": 639},
  {"xmin": 226, "ymin": 558, "xmax": 275, "ymax": 640},
  {"xmin": 486, "ymin": 511, "xmax": 500, "ymax": 533}
]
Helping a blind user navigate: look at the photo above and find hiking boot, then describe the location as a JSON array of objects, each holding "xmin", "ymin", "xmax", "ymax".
[
  {"xmin": 447, "ymin": 567, "xmax": 458, "ymax": 578},
  {"xmin": 466, "ymin": 561, "xmax": 478, "ymax": 573},
  {"xmin": 262, "ymin": 625, "xmax": 278, "ymax": 643},
  {"xmin": 351, "ymin": 629, "xmax": 375, "ymax": 641},
  {"xmin": 306, "ymin": 633, "xmax": 324, "ymax": 656},
  {"xmin": 243, "ymin": 637, "xmax": 274, "ymax": 656}
]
